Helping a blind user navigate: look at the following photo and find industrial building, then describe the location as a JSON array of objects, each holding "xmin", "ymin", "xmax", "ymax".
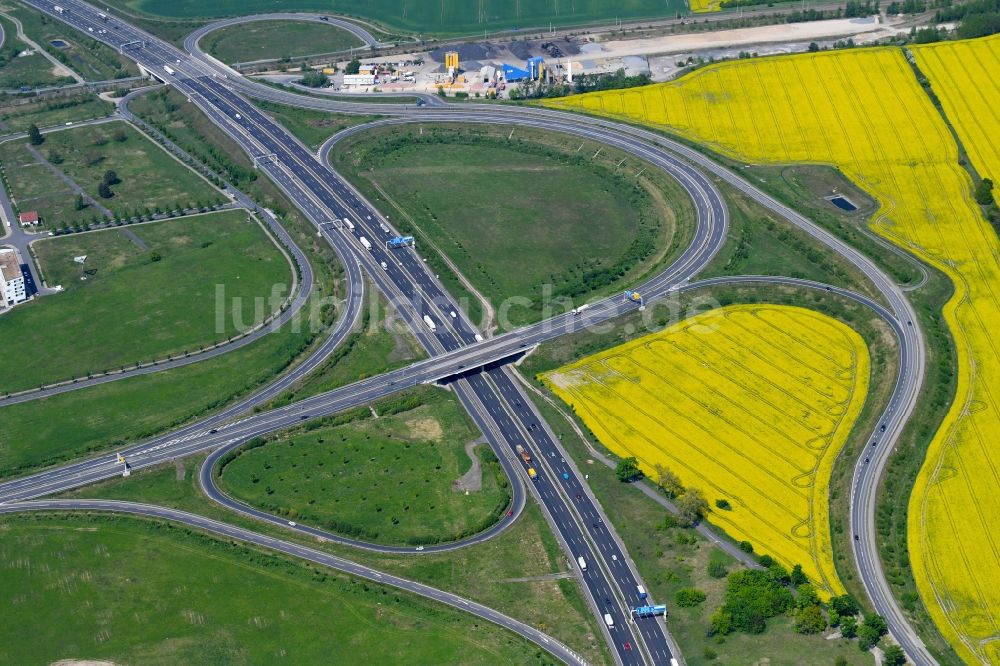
[{"xmin": 0, "ymin": 248, "xmax": 27, "ymax": 307}]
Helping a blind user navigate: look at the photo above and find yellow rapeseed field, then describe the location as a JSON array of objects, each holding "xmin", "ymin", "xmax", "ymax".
[
  {"xmin": 689, "ymin": 0, "xmax": 723, "ymax": 13},
  {"xmin": 907, "ymin": 36, "xmax": 1000, "ymax": 666},
  {"xmin": 544, "ymin": 40, "xmax": 1000, "ymax": 664},
  {"xmin": 544, "ymin": 305, "xmax": 869, "ymax": 597}
]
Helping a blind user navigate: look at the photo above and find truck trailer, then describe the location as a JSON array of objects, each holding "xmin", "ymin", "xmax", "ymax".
[
  {"xmin": 423, "ymin": 315, "xmax": 437, "ymax": 332},
  {"xmin": 53, "ymin": 4, "xmax": 66, "ymax": 13},
  {"xmin": 163, "ymin": 65, "xmax": 175, "ymax": 76},
  {"xmin": 359, "ymin": 236, "xmax": 372, "ymax": 250}
]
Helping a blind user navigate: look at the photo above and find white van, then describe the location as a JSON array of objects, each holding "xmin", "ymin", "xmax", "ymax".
[
  {"xmin": 604, "ymin": 613, "xmax": 614, "ymax": 627},
  {"xmin": 577, "ymin": 556, "xmax": 587, "ymax": 571}
]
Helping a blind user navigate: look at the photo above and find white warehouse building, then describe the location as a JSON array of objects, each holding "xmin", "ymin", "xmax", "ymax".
[{"xmin": 0, "ymin": 248, "xmax": 27, "ymax": 307}]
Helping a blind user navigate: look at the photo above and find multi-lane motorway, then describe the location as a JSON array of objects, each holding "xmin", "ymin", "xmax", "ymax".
[
  {"xmin": 15, "ymin": 2, "xmax": 693, "ymax": 663},
  {"xmin": 6, "ymin": 2, "xmax": 934, "ymax": 664}
]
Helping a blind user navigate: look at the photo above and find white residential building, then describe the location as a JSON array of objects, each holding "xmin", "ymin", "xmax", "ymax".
[{"xmin": 0, "ymin": 248, "xmax": 27, "ymax": 307}]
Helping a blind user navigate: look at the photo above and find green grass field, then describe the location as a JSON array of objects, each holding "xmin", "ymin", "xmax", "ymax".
[
  {"xmin": 0, "ymin": 514, "xmax": 550, "ymax": 665},
  {"xmin": 331, "ymin": 124, "xmax": 691, "ymax": 329},
  {"xmin": 0, "ymin": 120, "xmax": 223, "ymax": 227},
  {"xmin": 0, "ymin": 211, "xmax": 290, "ymax": 394},
  {"xmin": 206, "ymin": 20, "xmax": 364, "ymax": 64},
  {"xmin": 0, "ymin": 15, "xmax": 75, "ymax": 89},
  {"xmin": 63, "ymin": 447, "xmax": 610, "ymax": 664},
  {"xmin": 0, "ymin": 94, "xmax": 114, "ymax": 132},
  {"xmin": 220, "ymin": 389, "xmax": 510, "ymax": 545},
  {"xmin": 254, "ymin": 99, "xmax": 380, "ymax": 148},
  {"xmin": 700, "ymin": 183, "xmax": 878, "ymax": 300},
  {"xmin": 0, "ymin": 319, "xmax": 320, "ymax": 479},
  {"xmin": 105, "ymin": 0, "xmax": 690, "ymax": 35},
  {"xmin": 5, "ymin": 6, "xmax": 135, "ymax": 81}
]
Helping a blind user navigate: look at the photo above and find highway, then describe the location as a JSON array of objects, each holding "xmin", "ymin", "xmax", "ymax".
[
  {"xmin": 17, "ymin": 2, "xmax": 697, "ymax": 663},
  {"xmin": 9, "ymin": 2, "xmax": 934, "ymax": 664},
  {"xmin": 0, "ymin": 498, "xmax": 589, "ymax": 666}
]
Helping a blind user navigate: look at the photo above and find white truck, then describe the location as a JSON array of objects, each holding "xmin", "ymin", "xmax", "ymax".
[
  {"xmin": 577, "ymin": 556, "xmax": 587, "ymax": 571},
  {"xmin": 163, "ymin": 65, "xmax": 175, "ymax": 76},
  {"xmin": 604, "ymin": 613, "xmax": 614, "ymax": 628},
  {"xmin": 423, "ymin": 315, "xmax": 437, "ymax": 332},
  {"xmin": 359, "ymin": 236, "xmax": 372, "ymax": 250},
  {"xmin": 572, "ymin": 303, "xmax": 590, "ymax": 315},
  {"xmin": 342, "ymin": 218, "xmax": 355, "ymax": 232}
]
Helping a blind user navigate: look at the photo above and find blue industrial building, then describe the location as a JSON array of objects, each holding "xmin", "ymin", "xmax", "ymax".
[{"xmin": 501, "ymin": 63, "xmax": 531, "ymax": 82}]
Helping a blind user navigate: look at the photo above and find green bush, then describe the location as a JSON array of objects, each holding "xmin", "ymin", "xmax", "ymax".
[
  {"xmin": 716, "ymin": 569, "xmax": 794, "ymax": 635},
  {"xmin": 674, "ymin": 588, "xmax": 707, "ymax": 607},
  {"xmin": 793, "ymin": 605, "xmax": 827, "ymax": 634}
]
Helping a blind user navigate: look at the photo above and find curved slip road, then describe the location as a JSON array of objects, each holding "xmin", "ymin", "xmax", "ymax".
[{"xmin": 0, "ymin": 499, "xmax": 588, "ymax": 666}]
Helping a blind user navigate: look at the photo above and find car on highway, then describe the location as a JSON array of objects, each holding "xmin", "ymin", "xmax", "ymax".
[
  {"xmin": 288, "ymin": 521, "xmax": 296, "ymax": 526},
  {"xmin": 380, "ymin": 261, "xmax": 388, "ymax": 269},
  {"xmin": 623, "ymin": 642, "xmax": 632, "ymax": 651},
  {"xmin": 415, "ymin": 546, "xmax": 424, "ymax": 551}
]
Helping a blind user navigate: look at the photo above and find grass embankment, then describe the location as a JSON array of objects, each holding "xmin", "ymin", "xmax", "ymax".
[
  {"xmin": 0, "ymin": 322, "xmax": 318, "ymax": 479},
  {"xmin": 0, "ymin": 89, "xmax": 347, "ymax": 481},
  {"xmin": 0, "ymin": 120, "xmax": 223, "ymax": 227},
  {"xmin": 61, "ymin": 408, "xmax": 611, "ymax": 664},
  {"xmin": 0, "ymin": 15, "xmax": 74, "ymax": 89},
  {"xmin": 267, "ymin": 281, "xmax": 426, "ymax": 408},
  {"xmin": 100, "ymin": 0, "xmax": 688, "ymax": 36},
  {"xmin": 253, "ymin": 98, "xmax": 380, "ymax": 148},
  {"xmin": 0, "ymin": 211, "xmax": 290, "ymax": 393},
  {"xmin": 219, "ymin": 389, "xmax": 511, "ymax": 546},
  {"xmin": 0, "ymin": 93, "xmax": 113, "ymax": 132},
  {"xmin": 330, "ymin": 123, "xmax": 693, "ymax": 329},
  {"xmin": 4, "ymin": 6, "xmax": 137, "ymax": 80},
  {"xmin": 0, "ymin": 513, "xmax": 550, "ymax": 665},
  {"xmin": 205, "ymin": 20, "xmax": 364, "ymax": 63}
]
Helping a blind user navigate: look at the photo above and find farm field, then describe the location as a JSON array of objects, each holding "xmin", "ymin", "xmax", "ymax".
[
  {"xmin": 690, "ymin": 0, "xmax": 723, "ymax": 12},
  {"xmin": 219, "ymin": 389, "xmax": 511, "ymax": 546},
  {"xmin": 205, "ymin": 20, "xmax": 363, "ymax": 64},
  {"xmin": 102, "ymin": 0, "xmax": 690, "ymax": 35},
  {"xmin": 906, "ymin": 36, "xmax": 1000, "ymax": 666},
  {"xmin": 330, "ymin": 124, "xmax": 689, "ymax": 329},
  {"xmin": 525, "ymin": 372, "xmax": 873, "ymax": 665},
  {"xmin": 0, "ymin": 514, "xmax": 544, "ymax": 665},
  {"xmin": 0, "ymin": 120, "xmax": 223, "ymax": 227},
  {"xmin": 0, "ymin": 211, "xmax": 290, "ymax": 394},
  {"xmin": 543, "ymin": 304, "xmax": 869, "ymax": 597},
  {"xmin": 545, "ymin": 41, "xmax": 999, "ymax": 664}
]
